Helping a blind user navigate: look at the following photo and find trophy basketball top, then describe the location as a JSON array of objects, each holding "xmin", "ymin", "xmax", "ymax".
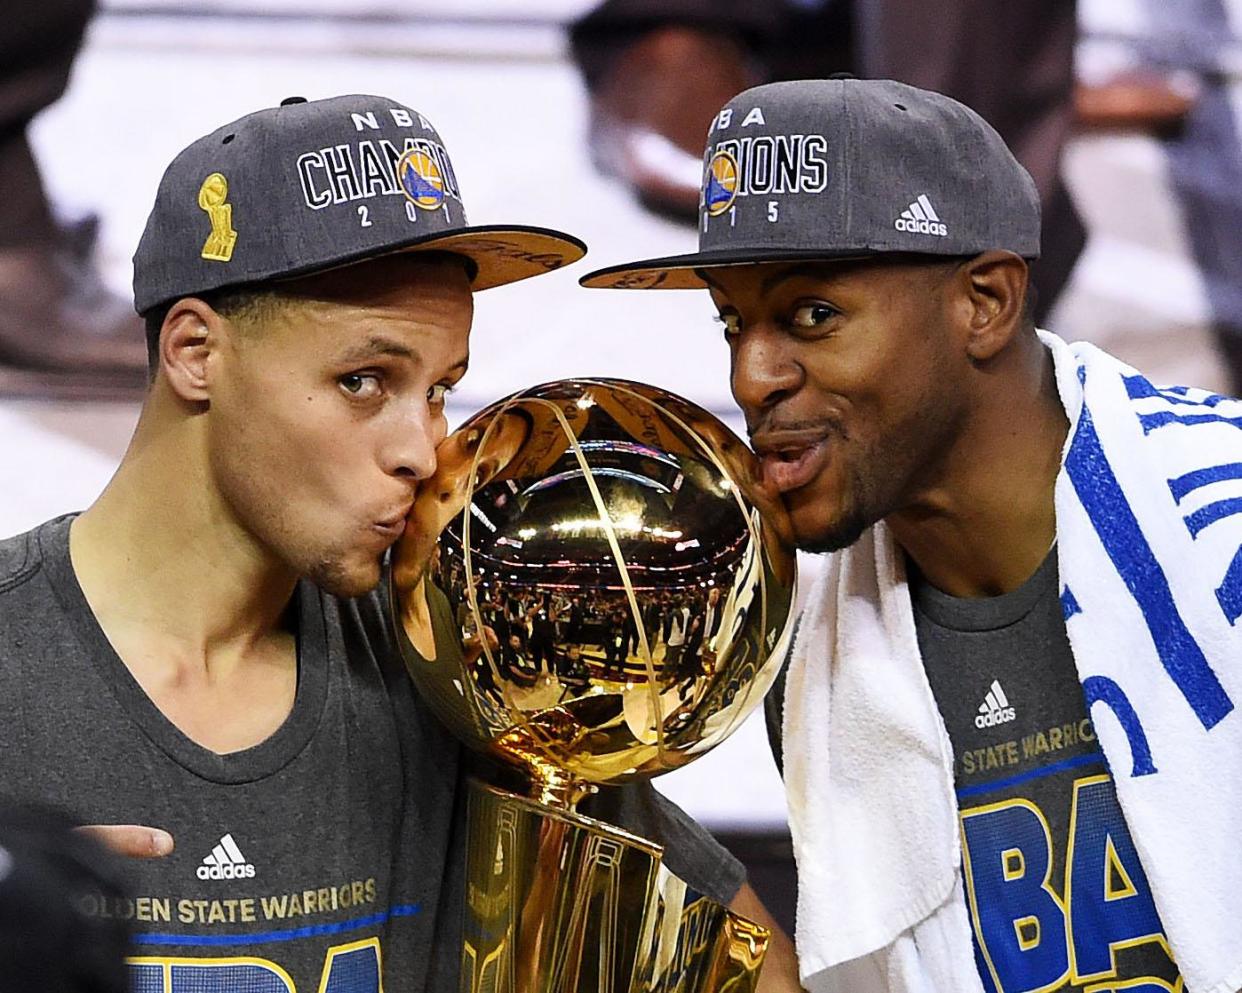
[{"xmin": 391, "ymin": 379, "xmax": 796, "ymax": 808}]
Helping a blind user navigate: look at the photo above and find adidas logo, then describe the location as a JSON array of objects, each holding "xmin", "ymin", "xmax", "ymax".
[
  {"xmin": 196, "ymin": 833, "xmax": 256, "ymax": 880},
  {"xmin": 975, "ymin": 679, "xmax": 1016, "ymax": 728},
  {"xmin": 894, "ymin": 194, "xmax": 948, "ymax": 237}
]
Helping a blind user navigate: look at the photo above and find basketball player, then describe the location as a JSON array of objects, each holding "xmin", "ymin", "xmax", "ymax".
[
  {"xmin": 0, "ymin": 95, "xmax": 799, "ymax": 991},
  {"xmin": 582, "ymin": 78, "xmax": 1242, "ymax": 993}
]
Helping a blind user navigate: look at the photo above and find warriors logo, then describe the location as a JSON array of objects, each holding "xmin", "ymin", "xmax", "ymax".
[
  {"xmin": 702, "ymin": 135, "xmax": 830, "ymax": 213},
  {"xmin": 397, "ymin": 149, "xmax": 446, "ymax": 209},
  {"xmin": 704, "ymin": 150, "xmax": 739, "ymax": 217}
]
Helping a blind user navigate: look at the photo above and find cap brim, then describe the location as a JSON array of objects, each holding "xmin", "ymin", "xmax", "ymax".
[
  {"xmin": 272, "ymin": 224, "xmax": 587, "ymax": 293},
  {"xmin": 579, "ymin": 247, "xmax": 878, "ymax": 289},
  {"xmin": 142, "ymin": 224, "xmax": 586, "ymax": 317},
  {"xmin": 397, "ymin": 224, "xmax": 586, "ymax": 290}
]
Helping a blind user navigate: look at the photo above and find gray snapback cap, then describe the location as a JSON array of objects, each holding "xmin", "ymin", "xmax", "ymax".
[
  {"xmin": 580, "ymin": 77, "xmax": 1040, "ymax": 289},
  {"xmin": 133, "ymin": 94, "xmax": 586, "ymax": 314}
]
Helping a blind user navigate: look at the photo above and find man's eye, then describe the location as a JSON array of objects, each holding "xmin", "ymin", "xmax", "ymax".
[
  {"xmin": 428, "ymin": 383, "xmax": 455, "ymax": 405},
  {"xmin": 340, "ymin": 373, "xmax": 382, "ymax": 399},
  {"xmin": 790, "ymin": 303, "xmax": 839, "ymax": 329}
]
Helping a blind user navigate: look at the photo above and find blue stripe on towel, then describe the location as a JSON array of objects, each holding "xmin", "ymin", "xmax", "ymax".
[
  {"xmin": 1138, "ymin": 409, "xmax": 1242, "ymax": 434},
  {"xmin": 1065, "ymin": 393, "xmax": 1234, "ymax": 732},
  {"xmin": 1217, "ymin": 549, "xmax": 1242, "ymax": 625},
  {"xmin": 1124, "ymin": 374, "xmax": 1231, "ymax": 408},
  {"xmin": 1183, "ymin": 496, "xmax": 1242, "ymax": 537},
  {"xmin": 1168, "ymin": 462, "xmax": 1242, "ymax": 503},
  {"xmin": 1082, "ymin": 676, "xmax": 1158, "ymax": 776}
]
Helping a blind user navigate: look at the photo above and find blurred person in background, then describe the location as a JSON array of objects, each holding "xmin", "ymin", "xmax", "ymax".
[
  {"xmin": 1123, "ymin": 0, "xmax": 1242, "ymax": 392},
  {"xmin": 571, "ymin": 0, "xmax": 1196, "ymax": 326},
  {"xmin": 665, "ymin": 596, "xmax": 690, "ymax": 667},
  {"xmin": 0, "ymin": 0, "xmax": 148, "ymax": 399},
  {"xmin": 685, "ymin": 584, "xmax": 723, "ymax": 666}
]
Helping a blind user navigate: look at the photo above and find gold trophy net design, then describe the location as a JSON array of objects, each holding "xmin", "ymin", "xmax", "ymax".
[{"xmin": 391, "ymin": 379, "xmax": 796, "ymax": 993}]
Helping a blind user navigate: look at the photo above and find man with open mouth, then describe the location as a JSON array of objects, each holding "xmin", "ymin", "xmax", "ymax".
[{"xmin": 582, "ymin": 77, "xmax": 1242, "ymax": 993}]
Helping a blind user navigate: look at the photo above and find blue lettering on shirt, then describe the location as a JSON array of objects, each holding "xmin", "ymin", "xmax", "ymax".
[
  {"xmin": 129, "ymin": 934, "xmax": 386, "ymax": 991},
  {"xmin": 960, "ymin": 774, "xmax": 1174, "ymax": 992}
]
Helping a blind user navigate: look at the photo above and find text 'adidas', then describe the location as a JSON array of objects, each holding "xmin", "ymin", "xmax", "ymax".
[
  {"xmin": 895, "ymin": 194, "xmax": 948, "ymax": 237},
  {"xmin": 975, "ymin": 679, "xmax": 1016, "ymax": 728},
  {"xmin": 197, "ymin": 833, "xmax": 256, "ymax": 880}
]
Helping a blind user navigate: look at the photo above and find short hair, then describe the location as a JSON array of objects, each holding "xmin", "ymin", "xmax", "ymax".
[
  {"xmin": 142, "ymin": 286, "xmax": 284, "ymax": 376},
  {"xmin": 141, "ymin": 250, "xmax": 476, "ymax": 376}
]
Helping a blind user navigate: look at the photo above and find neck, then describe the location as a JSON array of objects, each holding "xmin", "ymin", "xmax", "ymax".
[
  {"xmin": 71, "ymin": 388, "xmax": 297, "ymax": 662},
  {"xmin": 887, "ymin": 335, "xmax": 1068, "ymax": 597}
]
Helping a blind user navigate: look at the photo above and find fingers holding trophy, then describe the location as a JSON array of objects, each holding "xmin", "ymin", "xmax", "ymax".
[{"xmin": 391, "ymin": 378, "xmax": 796, "ymax": 993}]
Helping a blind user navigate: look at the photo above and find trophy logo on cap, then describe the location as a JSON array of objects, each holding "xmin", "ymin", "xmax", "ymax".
[{"xmin": 197, "ymin": 172, "xmax": 238, "ymax": 263}]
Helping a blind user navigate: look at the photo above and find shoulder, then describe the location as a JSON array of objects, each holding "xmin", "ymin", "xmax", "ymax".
[
  {"xmin": 584, "ymin": 781, "xmax": 745, "ymax": 906},
  {"xmin": 0, "ymin": 516, "xmax": 72, "ymax": 600},
  {"xmin": 0, "ymin": 518, "xmax": 79, "ymax": 705},
  {"xmin": 344, "ymin": 583, "xmax": 393, "ymax": 647},
  {"xmin": 326, "ymin": 577, "xmax": 468, "ymax": 771},
  {"xmin": 763, "ymin": 609, "xmax": 803, "ymax": 776},
  {"xmin": 0, "ymin": 526, "xmax": 41, "ymax": 593},
  {"xmin": 324, "ymin": 576, "xmax": 441, "ymax": 712},
  {"xmin": 322, "ymin": 580, "xmax": 399, "ymax": 676}
]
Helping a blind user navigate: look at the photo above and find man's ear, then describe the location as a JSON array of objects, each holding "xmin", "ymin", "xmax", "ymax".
[
  {"xmin": 157, "ymin": 297, "xmax": 224, "ymax": 402},
  {"xmin": 956, "ymin": 251, "xmax": 1029, "ymax": 363}
]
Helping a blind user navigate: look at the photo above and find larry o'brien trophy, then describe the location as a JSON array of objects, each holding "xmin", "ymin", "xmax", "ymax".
[{"xmin": 390, "ymin": 379, "xmax": 796, "ymax": 993}]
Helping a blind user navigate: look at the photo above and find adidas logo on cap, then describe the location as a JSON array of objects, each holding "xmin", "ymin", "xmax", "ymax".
[
  {"xmin": 894, "ymin": 194, "xmax": 948, "ymax": 237},
  {"xmin": 975, "ymin": 679, "xmax": 1016, "ymax": 728},
  {"xmin": 196, "ymin": 833, "xmax": 256, "ymax": 880}
]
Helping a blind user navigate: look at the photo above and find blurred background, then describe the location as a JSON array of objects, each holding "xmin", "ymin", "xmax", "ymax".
[{"xmin": 4, "ymin": 0, "xmax": 1240, "ymax": 931}]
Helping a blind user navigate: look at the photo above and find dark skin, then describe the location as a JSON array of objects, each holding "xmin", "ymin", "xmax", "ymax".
[{"xmin": 705, "ymin": 250, "xmax": 1069, "ymax": 598}]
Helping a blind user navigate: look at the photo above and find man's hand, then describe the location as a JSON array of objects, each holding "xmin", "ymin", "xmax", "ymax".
[
  {"xmin": 729, "ymin": 882, "xmax": 806, "ymax": 993},
  {"xmin": 74, "ymin": 824, "xmax": 174, "ymax": 858}
]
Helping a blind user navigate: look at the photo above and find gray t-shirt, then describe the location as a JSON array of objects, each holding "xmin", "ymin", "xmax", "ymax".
[
  {"xmin": 913, "ymin": 550, "xmax": 1178, "ymax": 992},
  {"xmin": 0, "ymin": 515, "xmax": 743, "ymax": 992}
]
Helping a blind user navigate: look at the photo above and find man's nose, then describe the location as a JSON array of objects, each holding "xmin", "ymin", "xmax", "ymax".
[
  {"xmin": 730, "ymin": 327, "xmax": 802, "ymax": 415},
  {"xmin": 388, "ymin": 402, "xmax": 441, "ymax": 483}
]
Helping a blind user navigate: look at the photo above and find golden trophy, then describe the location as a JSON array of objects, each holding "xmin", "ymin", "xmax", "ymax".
[{"xmin": 391, "ymin": 379, "xmax": 796, "ymax": 993}]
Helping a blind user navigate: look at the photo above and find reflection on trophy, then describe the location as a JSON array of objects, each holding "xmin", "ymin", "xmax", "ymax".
[{"xmin": 391, "ymin": 379, "xmax": 796, "ymax": 993}]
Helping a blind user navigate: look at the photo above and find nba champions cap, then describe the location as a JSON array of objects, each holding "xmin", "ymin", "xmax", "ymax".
[
  {"xmin": 134, "ymin": 94, "xmax": 586, "ymax": 314},
  {"xmin": 580, "ymin": 77, "xmax": 1040, "ymax": 289}
]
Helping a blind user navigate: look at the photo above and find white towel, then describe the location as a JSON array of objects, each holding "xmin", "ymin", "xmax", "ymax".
[{"xmin": 783, "ymin": 331, "xmax": 1242, "ymax": 993}]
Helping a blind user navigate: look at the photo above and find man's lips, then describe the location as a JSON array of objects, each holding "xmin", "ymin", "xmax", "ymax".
[
  {"xmin": 371, "ymin": 509, "xmax": 413, "ymax": 541},
  {"xmin": 751, "ymin": 429, "xmax": 833, "ymax": 495}
]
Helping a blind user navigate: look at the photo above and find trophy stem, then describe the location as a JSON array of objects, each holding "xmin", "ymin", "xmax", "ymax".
[
  {"xmin": 529, "ymin": 762, "xmax": 597, "ymax": 811},
  {"xmin": 494, "ymin": 720, "xmax": 600, "ymax": 812},
  {"xmin": 461, "ymin": 780, "xmax": 769, "ymax": 993}
]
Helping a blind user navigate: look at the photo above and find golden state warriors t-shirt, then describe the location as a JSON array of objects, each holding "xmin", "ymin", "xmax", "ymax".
[
  {"xmin": 912, "ymin": 550, "xmax": 1181, "ymax": 993},
  {"xmin": 0, "ymin": 516, "xmax": 744, "ymax": 993}
]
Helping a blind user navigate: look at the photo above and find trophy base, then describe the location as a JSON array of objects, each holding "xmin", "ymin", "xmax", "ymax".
[{"xmin": 462, "ymin": 779, "xmax": 769, "ymax": 993}]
